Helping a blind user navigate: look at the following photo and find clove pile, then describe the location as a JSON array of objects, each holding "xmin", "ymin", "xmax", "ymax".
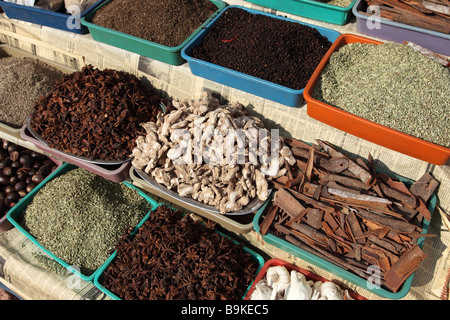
[
  {"xmin": 29, "ymin": 65, "xmax": 164, "ymax": 161},
  {"xmin": 131, "ymin": 92, "xmax": 296, "ymax": 214},
  {"xmin": 102, "ymin": 205, "xmax": 259, "ymax": 300},
  {"xmin": 258, "ymin": 138, "xmax": 439, "ymax": 293}
]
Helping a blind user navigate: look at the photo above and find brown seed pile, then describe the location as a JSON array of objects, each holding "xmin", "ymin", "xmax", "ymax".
[
  {"xmin": 102, "ymin": 205, "xmax": 259, "ymax": 300},
  {"xmin": 191, "ymin": 7, "xmax": 332, "ymax": 90},
  {"xmin": 0, "ymin": 140, "xmax": 57, "ymax": 219},
  {"xmin": 0, "ymin": 56, "xmax": 64, "ymax": 128},
  {"xmin": 29, "ymin": 65, "xmax": 164, "ymax": 161},
  {"xmin": 91, "ymin": 0, "xmax": 218, "ymax": 47}
]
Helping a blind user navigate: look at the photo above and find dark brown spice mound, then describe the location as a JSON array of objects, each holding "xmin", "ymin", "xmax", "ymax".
[
  {"xmin": 91, "ymin": 0, "xmax": 218, "ymax": 47},
  {"xmin": 29, "ymin": 65, "xmax": 164, "ymax": 161},
  {"xmin": 191, "ymin": 7, "xmax": 332, "ymax": 90},
  {"xmin": 103, "ymin": 205, "xmax": 259, "ymax": 300}
]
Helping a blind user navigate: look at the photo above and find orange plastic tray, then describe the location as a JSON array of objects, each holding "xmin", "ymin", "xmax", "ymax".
[{"xmin": 303, "ymin": 34, "xmax": 450, "ymax": 165}]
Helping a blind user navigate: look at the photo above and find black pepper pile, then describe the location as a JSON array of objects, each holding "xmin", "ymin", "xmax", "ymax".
[
  {"xmin": 102, "ymin": 205, "xmax": 259, "ymax": 300},
  {"xmin": 191, "ymin": 7, "xmax": 333, "ymax": 90},
  {"xmin": 91, "ymin": 0, "xmax": 218, "ymax": 47}
]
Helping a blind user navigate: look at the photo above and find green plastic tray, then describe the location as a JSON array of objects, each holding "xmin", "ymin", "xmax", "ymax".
[
  {"xmin": 245, "ymin": 0, "xmax": 357, "ymax": 25},
  {"xmin": 94, "ymin": 203, "xmax": 265, "ymax": 300},
  {"xmin": 253, "ymin": 171, "xmax": 437, "ymax": 299},
  {"xmin": 81, "ymin": 0, "xmax": 226, "ymax": 66},
  {"xmin": 6, "ymin": 163, "xmax": 159, "ymax": 282}
]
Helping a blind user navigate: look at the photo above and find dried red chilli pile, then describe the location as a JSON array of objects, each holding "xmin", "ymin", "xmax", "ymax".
[
  {"xmin": 29, "ymin": 65, "xmax": 164, "ymax": 161},
  {"xmin": 102, "ymin": 205, "xmax": 259, "ymax": 300}
]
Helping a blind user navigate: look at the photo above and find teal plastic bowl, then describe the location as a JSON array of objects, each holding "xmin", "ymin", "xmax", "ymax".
[
  {"xmin": 7, "ymin": 163, "xmax": 159, "ymax": 282},
  {"xmin": 94, "ymin": 204, "xmax": 265, "ymax": 300},
  {"xmin": 253, "ymin": 171, "xmax": 437, "ymax": 299},
  {"xmin": 81, "ymin": 0, "xmax": 226, "ymax": 66},
  {"xmin": 245, "ymin": 0, "xmax": 357, "ymax": 25},
  {"xmin": 181, "ymin": 5, "xmax": 341, "ymax": 107}
]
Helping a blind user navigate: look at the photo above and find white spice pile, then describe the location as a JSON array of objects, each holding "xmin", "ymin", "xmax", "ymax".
[{"xmin": 0, "ymin": 56, "xmax": 64, "ymax": 128}]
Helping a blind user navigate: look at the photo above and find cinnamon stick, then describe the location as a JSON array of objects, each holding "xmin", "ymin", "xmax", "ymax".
[
  {"xmin": 384, "ymin": 245, "xmax": 427, "ymax": 292},
  {"xmin": 273, "ymin": 188, "xmax": 305, "ymax": 218},
  {"xmin": 355, "ymin": 209, "xmax": 419, "ymax": 234}
]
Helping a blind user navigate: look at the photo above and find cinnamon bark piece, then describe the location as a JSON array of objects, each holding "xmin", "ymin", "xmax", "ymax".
[
  {"xmin": 273, "ymin": 188, "xmax": 305, "ymax": 218},
  {"xmin": 409, "ymin": 172, "xmax": 439, "ymax": 203},
  {"xmin": 384, "ymin": 245, "xmax": 427, "ymax": 292},
  {"xmin": 355, "ymin": 209, "xmax": 419, "ymax": 234},
  {"xmin": 259, "ymin": 205, "xmax": 279, "ymax": 236},
  {"xmin": 316, "ymin": 140, "xmax": 373, "ymax": 186}
]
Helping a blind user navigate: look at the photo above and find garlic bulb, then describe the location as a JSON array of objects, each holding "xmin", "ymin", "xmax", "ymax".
[
  {"xmin": 285, "ymin": 270, "xmax": 314, "ymax": 300},
  {"xmin": 251, "ymin": 265, "xmax": 348, "ymax": 300},
  {"xmin": 265, "ymin": 266, "xmax": 290, "ymax": 300},
  {"xmin": 319, "ymin": 281, "xmax": 344, "ymax": 300},
  {"xmin": 250, "ymin": 280, "xmax": 273, "ymax": 300}
]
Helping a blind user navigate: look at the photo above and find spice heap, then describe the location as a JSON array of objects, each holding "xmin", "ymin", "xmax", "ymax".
[
  {"xmin": 312, "ymin": 42, "xmax": 450, "ymax": 148},
  {"xmin": 0, "ymin": 56, "xmax": 64, "ymax": 129},
  {"xmin": 191, "ymin": 7, "xmax": 332, "ymax": 90},
  {"xmin": 362, "ymin": 0, "xmax": 450, "ymax": 34},
  {"xmin": 321, "ymin": 0, "xmax": 353, "ymax": 7},
  {"xmin": 21, "ymin": 167, "xmax": 152, "ymax": 276},
  {"xmin": 102, "ymin": 205, "xmax": 259, "ymax": 300},
  {"xmin": 29, "ymin": 65, "xmax": 163, "ymax": 161},
  {"xmin": 250, "ymin": 265, "xmax": 352, "ymax": 300},
  {"xmin": 91, "ymin": 0, "xmax": 218, "ymax": 47},
  {"xmin": 258, "ymin": 138, "xmax": 439, "ymax": 293},
  {"xmin": 0, "ymin": 140, "xmax": 57, "ymax": 220},
  {"xmin": 131, "ymin": 93, "xmax": 296, "ymax": 214}
]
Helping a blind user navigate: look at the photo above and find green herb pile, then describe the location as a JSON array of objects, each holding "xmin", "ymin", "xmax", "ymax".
[
  {"xmin": 313, "ymin": 42, "xmax": 450, "ymax": 148},
  {"xmin": 21, "ymin": 168, "xmax": 152, "ymax": 276}
]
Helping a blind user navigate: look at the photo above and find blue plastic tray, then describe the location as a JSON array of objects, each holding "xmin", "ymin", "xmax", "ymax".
[
  {"xmin": 181, "ymin": 5, "xmax": 341, "ymax": 107},
  {"xmin": 94, "ymin": 204, "xmax": 265, "ymax": 300},
  {"xmin": 7, "ymin": 163, "xmax": 159, "ymax": 282},
  {"xmin": 0, "ymin": 0, "xmax": 104, "ymax": 34},
  {"xmin": 253, "ymin": 171, "xmax": 437, "ymax": 299}
]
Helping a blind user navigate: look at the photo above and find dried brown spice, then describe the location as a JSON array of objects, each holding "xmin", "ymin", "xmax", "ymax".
[
  {"xmin": 260, "ymin": 138, "xmax": 439, "ymax": 293},
  {"xmin": 102, "ymin": 205, "xmax": 259, "ymax": 300},
  {"xmin": 29, "ymin": 65, "xmax": 165, "ymax": 161}
]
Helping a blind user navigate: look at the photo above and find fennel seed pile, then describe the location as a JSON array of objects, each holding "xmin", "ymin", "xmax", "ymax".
[
  {"xmin": 312, "ymin": 42, "xmax": 450, "ymax": 148},
  {"xmin": 21, "ymin": 168, "xmax": 151, "ymax": 276}
]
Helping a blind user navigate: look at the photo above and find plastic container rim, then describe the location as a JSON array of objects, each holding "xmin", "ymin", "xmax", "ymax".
[
  {"xmin": 181, "ymin": 5, "xmax": 342, "ymax": 95},
  {"xmin": 352, "ymin": 0, "xmax": 450, "ymax": 39},
  {"xmin": 252, "ymin": 161, "xmax": 437, "ymax": 299},
  {"xmin": 244, "ymin": 258, "xmax": 368, "ymax": 300},
  {"xmin": 303, "ymin": 33, "xmax": 450, "ymax": 163},
  {"xmin": 80, "ymin": 0, "xmax": 227, "ymax": 53},
  {"xmin": 94, "ymin": 202, "xmax": 265, "ymax": 300},
  {"xmin": 0, "ymin": 0, "xmax": 104, "ymax": 18},
  {"xmin": 6, "ymin": 163, "xmax": 159, "ymax": 282}
]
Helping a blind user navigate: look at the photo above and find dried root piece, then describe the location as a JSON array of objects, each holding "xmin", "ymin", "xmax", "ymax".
[{"xmin": 132, "ymin": 92, "xmax": 295, "ymax": 214}]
